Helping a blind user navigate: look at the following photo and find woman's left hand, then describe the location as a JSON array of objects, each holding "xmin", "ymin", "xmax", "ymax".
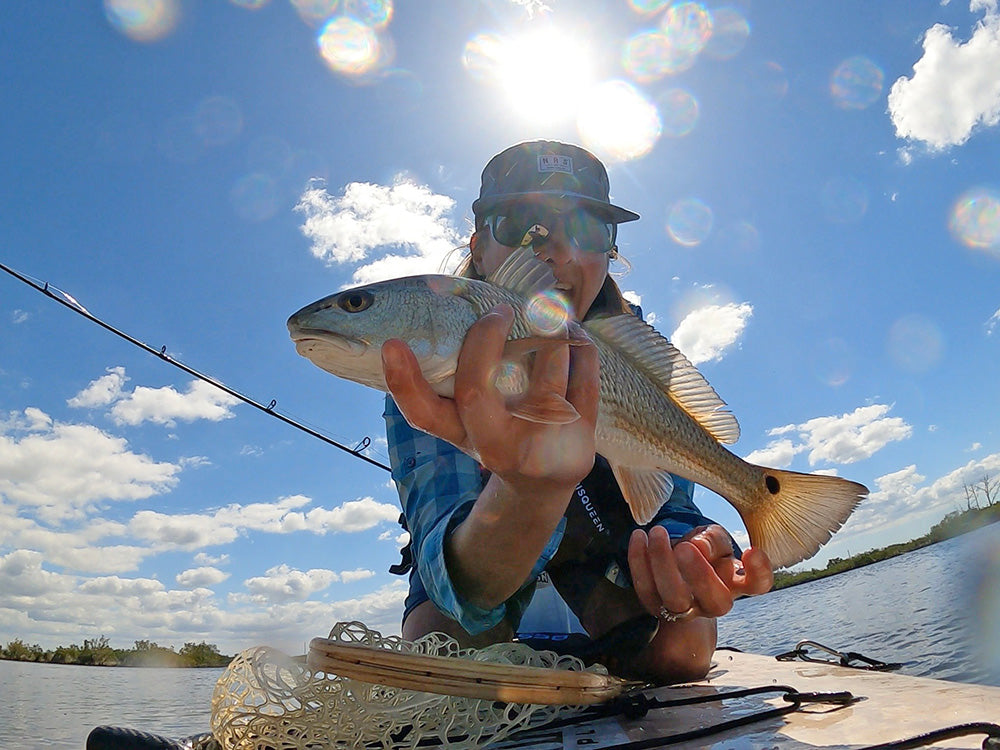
[{"xmin": 627, "ymin": 524, "xmax": 773, "ymax": 622}]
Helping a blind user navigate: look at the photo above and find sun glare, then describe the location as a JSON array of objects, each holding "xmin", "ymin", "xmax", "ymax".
[{"xmin": 465, "ymin": 28, "xmax": 595, "ymax": 124}]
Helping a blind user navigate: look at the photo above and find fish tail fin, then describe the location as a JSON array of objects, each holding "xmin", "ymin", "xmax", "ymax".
[{"xmin": 741, "ymin": 467, "xmax": 868, "ymax": 570}]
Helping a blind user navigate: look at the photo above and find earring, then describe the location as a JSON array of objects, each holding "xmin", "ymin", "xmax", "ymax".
[{"xmin": 608, "ymin": 246, "xmax": 619, "ymax": 260}]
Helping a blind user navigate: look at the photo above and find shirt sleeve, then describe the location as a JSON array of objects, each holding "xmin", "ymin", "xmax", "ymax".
[
  {"xmin": 652, "ymin": 476, "xmax": 743, "ymax": 558},
  {"xmin": 384, "ymin": 396, "xmax": 564, "ymax": 633}
]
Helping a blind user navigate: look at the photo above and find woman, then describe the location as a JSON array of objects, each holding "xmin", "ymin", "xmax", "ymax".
[{"xmin": 381, "ymin": 140, "xmax": 773, "ymax": 682}]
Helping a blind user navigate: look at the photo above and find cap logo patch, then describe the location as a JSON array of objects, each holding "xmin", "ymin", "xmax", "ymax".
[{"xmin": 537, "ymin": 154, "xmax": 573, "ymax": 175}]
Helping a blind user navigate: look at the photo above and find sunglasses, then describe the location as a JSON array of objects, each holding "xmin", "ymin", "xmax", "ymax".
[{"xmin": 484, "ymin": 205, "xmax": 617, "ymax": 253}]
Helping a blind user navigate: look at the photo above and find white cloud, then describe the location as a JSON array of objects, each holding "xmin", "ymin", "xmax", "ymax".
[
  {"xmin": 243, "ymin": 564, "xmax": 340, "ymax": 603},
  {"xmin": 68, "ymin": 369, "xmax": 241, "ymax": 427},
  {"xmin": 0, "ymin": 550, "xmax": 74, "ymax": 596},
  {"xmin": 339, "ymin": 568, "xmax": 376, "ymax": 583},
  {"xmin": 670, "ymin": 302, "xmax": 753, "ymax": 364},
  {"xmin": 987, "ymin": 308, "xmax": 1000, "ymax": 334},
  {"xmin": 745, "ymin": 404, "xmax": 912, "ymax": 467},
  {"xmin": 295, "ymin": 177, "xmax": 463, "ymax": 284},
  {"xmin": 888, "ymin": 2, "xmax": 1000, "ymax": 150},
  {"xmin": 194, "ymin": 552, "xmax": 229, "ymax": 566},
  {"xmin": 304, "ymin": 497, "xmax": 401, "ymax": 533},
  {"xmin": 67, "ymin": 366, "xmax": 128, "ymax": 408},
  {"xmin": 837, "ymin": 452, "xmax": 1000, "ymax": 540},
  {"xmin": 177, "ymin": 566, "xmax": 231, "ymax": 588},
  {"xmin": 12, "ymin": 309, "xmax": 29, "ymax": 324},
  {"xmin": 79, "ymin": 575, "xmax": 165, "ymax": 597},
  {"xmin": 110, "ymin": 380, "xmax": 240, "ymax": 427},
  {"xmin": 0, "ymin": 409, "xmax": 181, "ymax": 522},
  {"xmin": 128, "ymin": 495, "xmax": 399, "ymax": 550}
]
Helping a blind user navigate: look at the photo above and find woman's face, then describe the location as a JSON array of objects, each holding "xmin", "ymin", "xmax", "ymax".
[{"xmin": 473, "ymin": 204, "xmax": 612, "ymax": 320}]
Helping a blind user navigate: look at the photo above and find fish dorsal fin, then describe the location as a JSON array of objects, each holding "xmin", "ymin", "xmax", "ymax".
[
  {"xmin": 487, "ymin": 246, "xmax": 558, "ymax": 298},
  {"xmin": 585, "ymin": 314, "xmax": 740, "ymax": 444},
  {"xmin": 609, "ymin": 464, "xmax": 675, "ymax": 525}
]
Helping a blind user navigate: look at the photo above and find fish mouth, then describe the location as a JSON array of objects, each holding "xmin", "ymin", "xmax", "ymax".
[{"xmin": 289, "ymin": 328, "xmax": 369, "ymax": 357}]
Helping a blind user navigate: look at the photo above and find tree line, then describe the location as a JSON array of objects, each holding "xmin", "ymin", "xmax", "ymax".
[
  {"xmin": 773, "ymin": 473, "xmax": 1000, "ymax": 590},
  {"xmin": 0, "ymin": 635, "xmax": 232, "ymax": 667}
]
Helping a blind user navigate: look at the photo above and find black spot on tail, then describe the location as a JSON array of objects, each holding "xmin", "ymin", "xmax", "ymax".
[{"xmin": 765, "ymin": 475, "xmax": 781, "ymax": 495}]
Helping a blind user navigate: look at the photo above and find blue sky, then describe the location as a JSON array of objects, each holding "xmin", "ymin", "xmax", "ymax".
[{"xmin": 2, "ymin": 0, "xmax": 999, "ymax": 655}]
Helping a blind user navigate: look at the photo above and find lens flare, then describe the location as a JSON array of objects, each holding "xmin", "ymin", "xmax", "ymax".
[
  {"xmin": 627, "ymin": 0, "xmax": 671, "ymax": 14},
  {"xmin": 821, "ymin": 176, "xmax": 869, "ymax": 224},
  {"xmin": 291, "ymin": 0, "xmax": 340, "ymax": 24},
  {"xmin": 526, "ymin": 291, "xmax": 571, "ymax": 335},
  {"xmin": 318, "ymin": 15, "xmax": 384, "ymax": 77},
  {"xmin": 231, "ymin": 173, "xmax": 279, "ymax": 222},
  {"xmin": 462, "ymin": 32, "xmax": 504, "ymax": 81},
  {"xmin": 661, "ymin": 2, "xmax": 712, "ymax": 57},
  {"xmin": 887, "ymin": 314, "xmax": 944, "ymax": 374},
  {"xmin": 658, "ymin": 87, "xmax": 699, "ymax": 137},
  {"xmin": 104, "ymin": 0, "xmax": 180, "ymax": 42},
  {"xmin": 667, "ymin": 198, "xmax": 713, "ymax": 246},
  {"xmin": 157, "ymin": 116, "xmax": 205, "ymax": 164},
  {"xmin": 622, "ymin": 30, "xmax": 695, "ymax": 80},
  {"xmin": 229, "ymin": 0, "xmax": 270, "ymax": 8},
  {"xmin": 578, "ymin": 80, "xmax": 661, "ymax": 163},
  {"xmin": 717, "ymin": 220, "xmax": 760, "ymax": 256},
  {"xmin": 195, "ymin": 96, "xmax": 243, "ymax": 147},
  {"xmin": 752, "ymin": 61, "xmax": 789, "ymax": 100},
  {"xmin": 493, "ymin": 361, "xmax": 528, "ymax": 397},
  {"xmin": 830, "ymin": 55, "xmax": 884, "ymax": 110},
  {"xmin": 812, "ymin": 337, "xmax": 853, "ymax": 387},
  {"xmin": 704, "ymin": 6, "xmax": 750, "ymax": 60},
  {"xmin": 949, "ymin": 189, "xmax": 1000, "ymax": 253},
  {"xmin": 344, "ymin": 0, "xmax": 393, "ymax": 29}
]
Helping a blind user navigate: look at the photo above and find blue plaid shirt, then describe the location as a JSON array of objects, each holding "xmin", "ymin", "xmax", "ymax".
[{"xmin": 385, "ymin": 396, "xmax": 729, "ymax": 634}]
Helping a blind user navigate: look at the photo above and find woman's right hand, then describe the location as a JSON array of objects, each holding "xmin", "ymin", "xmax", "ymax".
[{"xmin": 382, "ymin": 304, "xmax": 600, "ymax": 495}]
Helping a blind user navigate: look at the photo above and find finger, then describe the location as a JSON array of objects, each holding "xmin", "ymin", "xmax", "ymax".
[
  {"xmin": 453, "ymin": 305, "xmax": 515, "ymax": 416},
  {"xmin": 728, "ymin": 547, "xmax": 774, "ymax": 596},
  {"xmin": 524, "ymin": 339, "xmax": 570, "ymax": 400},
  {"xmin": 684, "ymin": 525, "xmax": 736, "ymax": 564},
  {"xmin": 627, "ymin": 529, "xmax": 661, "ymax": 616},
  {"xmin": 647, "ymin": 525, "xmax": 694, "ymax": 615},
  {"xmin": 673, "ymin": 540, "xmax": 733, "ymax": 618},
  {"xmin": 382, "ymin": 339, "xmax": 466, "ymax": 446},
  {"xmin": 565, "ymin": 332, "xmax": 600, "ymax": 426}
]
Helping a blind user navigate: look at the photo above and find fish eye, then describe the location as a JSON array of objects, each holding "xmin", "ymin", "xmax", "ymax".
[{"xmin": 336, "ymin": 290, "xmax": 374, "ymax": 313}]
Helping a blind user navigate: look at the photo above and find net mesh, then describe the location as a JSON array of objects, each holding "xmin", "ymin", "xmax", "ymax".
[{"xmin": 210, "ymin": 621, "xmax": 600, "ymax": 749}]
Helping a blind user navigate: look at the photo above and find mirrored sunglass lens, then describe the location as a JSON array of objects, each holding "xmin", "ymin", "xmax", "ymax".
[
  {"xmin": 565, "ymin": 212, "xmax": 614, "ymax": 252},
  {"xmin": 490, "ymin": 209, "xmax": 615, "ymax": 251},
  {"xmin": 491, "ymin": 208, "xmax": 540, "ymax": 246}
]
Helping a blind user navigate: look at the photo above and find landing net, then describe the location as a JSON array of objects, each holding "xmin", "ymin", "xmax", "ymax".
[{"xmin": 210, "ymin": 621, "xmax": 600, "ymax": 749}]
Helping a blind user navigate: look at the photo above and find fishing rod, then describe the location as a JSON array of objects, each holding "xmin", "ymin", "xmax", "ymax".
[{"xmin": 0, "ymin": 260, "xmax": 391, "ymax": 473}]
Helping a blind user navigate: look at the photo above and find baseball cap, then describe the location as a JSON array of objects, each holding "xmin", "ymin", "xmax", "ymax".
[{"xmin": 471, "ymin": 140, "xmax": 640, "ymax": 225}]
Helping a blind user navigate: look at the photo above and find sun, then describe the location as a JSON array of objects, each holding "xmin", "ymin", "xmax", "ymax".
[{"xmin": 466, "ymin": 27, "xmax": 596, "ymax": 125}]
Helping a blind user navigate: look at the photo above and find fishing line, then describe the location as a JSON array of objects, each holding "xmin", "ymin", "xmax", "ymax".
[{"xmin": 0, "ymin": 260, "xmax": 390, "ymax": 473}]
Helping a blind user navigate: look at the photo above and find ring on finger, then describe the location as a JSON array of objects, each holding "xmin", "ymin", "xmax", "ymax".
[{"xmin": 657, "ymin": 603, "xmax": 696, "ymax": 623}]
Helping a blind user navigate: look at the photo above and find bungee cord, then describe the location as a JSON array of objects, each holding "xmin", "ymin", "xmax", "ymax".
[{"xmin": 0, "ymin": 259, "xmax": 390, "ymax": 473}]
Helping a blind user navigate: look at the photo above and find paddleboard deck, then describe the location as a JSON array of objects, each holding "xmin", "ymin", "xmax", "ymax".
[
  {"xmin": 86, "ymin": 647, "xmax": 1000, "ymax": 750},
  {"xmin": 491, "ymin": 648, "xmax": 1000, "ymax": 749}
]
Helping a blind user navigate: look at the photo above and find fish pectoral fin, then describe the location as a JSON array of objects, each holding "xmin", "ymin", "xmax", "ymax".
[
  {"xmin": 507, "ymin": 393, "xmax": 581, "ymax": 424},
  {"xmin": 488, "ymin": 246, "xmax": 559, "ymax": 298},
  {"xmin": 609, "ymin": 464, "xmax": 675, "ymax": 525},
  {"xmin": 740, "ymin": 467, "xmax": 868, "ymax": 570}
]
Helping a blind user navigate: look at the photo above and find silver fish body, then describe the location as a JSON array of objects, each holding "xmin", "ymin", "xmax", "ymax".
[{"xmin": 289, "ymin": 250, "xmax": 867, "ymax": 569}]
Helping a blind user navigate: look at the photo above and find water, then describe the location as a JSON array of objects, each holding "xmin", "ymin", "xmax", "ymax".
[
  {"xmin": 718, "ymin": 522, "xmax": 1000, "ymax": 686},
  {"xmin": 2, "ymin": 524, "xmax": 998, "ymax": 748},
  {"xmin": 0, "ymin": 661, "xmax": 222, "ymax": 747}
]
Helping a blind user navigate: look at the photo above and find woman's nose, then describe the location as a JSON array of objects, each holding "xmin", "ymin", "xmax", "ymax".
[{"xmin": 532, "ymin": 221, "xmax": 575, "ymax": 264}]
